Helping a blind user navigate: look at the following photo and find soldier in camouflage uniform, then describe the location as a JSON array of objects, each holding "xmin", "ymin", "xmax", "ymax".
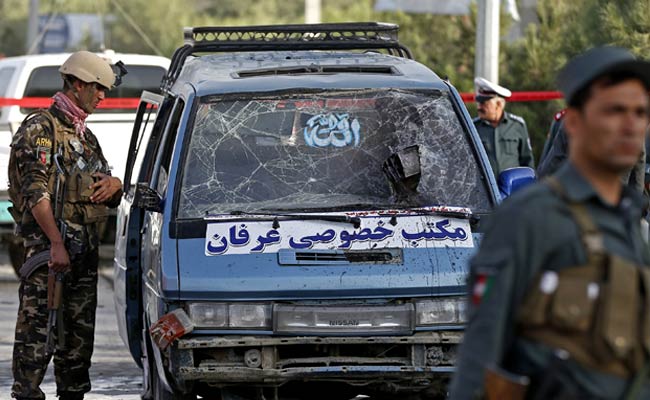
[{"xmin": 9, "ymin": 51, "xmax": 123, "ymax": 400}]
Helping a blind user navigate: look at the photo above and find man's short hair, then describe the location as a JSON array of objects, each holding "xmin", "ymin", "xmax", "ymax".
[
  {"xmin": 61, "ymin": 73, "xmax": 77, "ymax": 91},
  {"xmin": 569, "ymin": 71, "xmax": 650, "ymax": 110}
]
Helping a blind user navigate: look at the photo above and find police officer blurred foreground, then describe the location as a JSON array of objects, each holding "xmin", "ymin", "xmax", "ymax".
[
  {"xmin": 449, "ymin": 47, "xmax": 650, "ymax": 399},
  {"xmin": 9, "ymin": 51, "xmax": 123, "ymax": 400},
  {"xmin": 473, "ymin": 77, "xmax": 535, "ymax": 178}
]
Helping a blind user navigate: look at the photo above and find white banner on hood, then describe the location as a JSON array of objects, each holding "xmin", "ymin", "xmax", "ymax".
[{"xmin": 204, "ymin": 214, "xmax": 473, "ymax": 256}]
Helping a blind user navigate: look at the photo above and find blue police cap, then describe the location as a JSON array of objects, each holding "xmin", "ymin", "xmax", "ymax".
[{"xmin": 557, "ymin": 46, "xmax": 650, "ymax": 105}]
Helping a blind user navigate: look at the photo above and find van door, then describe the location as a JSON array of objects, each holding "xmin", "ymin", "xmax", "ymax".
[{"xmin": 114, "ymin": 90, "xmax": 171, "ymax": 365}]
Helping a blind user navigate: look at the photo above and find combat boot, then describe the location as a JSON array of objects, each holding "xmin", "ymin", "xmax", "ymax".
[{"xmin": 57, "ymin": 392, "xmax": 84, "ymax": 400}]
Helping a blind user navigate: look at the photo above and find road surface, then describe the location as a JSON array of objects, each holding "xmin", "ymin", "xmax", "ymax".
[{"xmin": 0, "ymin": 245, "xmax": 142, "ymax": 399}]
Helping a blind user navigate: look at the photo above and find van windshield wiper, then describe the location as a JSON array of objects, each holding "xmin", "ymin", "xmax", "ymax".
[
  {"xmin": 205, "ymin": 210, "xmax": 361, "ymax": 228},
  {"xmin": 262, "ymin": 204, "xmax": 474, "ymax": 220},
  {"xmin": 370, "ymin": 207, "xmax": 478, "ymax": 228},
  {"xmin": 396, "ymin": 207, "xmax": 473, "ymax": 220}
]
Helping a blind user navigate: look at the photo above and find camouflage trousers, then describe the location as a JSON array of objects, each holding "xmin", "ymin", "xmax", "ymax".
[{"xmin": 11, "ymin": 246, "xmax": 99, "ymax": 400}]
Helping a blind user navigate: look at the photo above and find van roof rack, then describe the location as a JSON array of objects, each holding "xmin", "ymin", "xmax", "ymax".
[{"xmin": 161, "ymin": 22, "xmax": 413, "ymax": 93}]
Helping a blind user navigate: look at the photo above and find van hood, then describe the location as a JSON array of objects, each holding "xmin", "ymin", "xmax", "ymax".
[{"xmin": 175, "ymin": 211, "xmax": 476, "ymax": 300}]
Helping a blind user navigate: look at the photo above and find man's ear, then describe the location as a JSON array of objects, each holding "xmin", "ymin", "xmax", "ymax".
[
  {"xmin": 563, "ymin": 108, "xmax": 581, "ymax": 142},
  {"xmin": 72, "ymin": 78, "xmax": 85, "ymax": 92}
]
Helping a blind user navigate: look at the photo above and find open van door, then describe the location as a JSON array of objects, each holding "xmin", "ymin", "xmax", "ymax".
[{"xmin": 113, "ymin": 90, "xmax": 171, "ymax": 366}]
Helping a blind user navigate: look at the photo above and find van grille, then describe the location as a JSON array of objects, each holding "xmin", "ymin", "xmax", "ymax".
[{"xmin": 278, "ymin": 249, "xmax": 402, "ymax": 265}]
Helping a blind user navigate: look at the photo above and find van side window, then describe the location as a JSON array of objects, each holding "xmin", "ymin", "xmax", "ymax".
[
  {"xmin": 155, "ymin": 99, "xmax": 184, "ymax": 195},
  {"xmin": 135, "ymin": 98, "xmax": 174, "ymax": 187}
]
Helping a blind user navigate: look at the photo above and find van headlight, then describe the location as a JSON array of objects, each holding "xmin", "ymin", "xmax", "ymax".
[
  {"xmin": 187, "ymin": 302, "xmax": 271, "ymax": 329},
  {"xmin": 415, "ymin": 297, "xmax": 466, "ymax": 326}
]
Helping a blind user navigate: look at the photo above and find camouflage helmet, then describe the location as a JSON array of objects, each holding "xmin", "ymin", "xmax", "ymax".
[{"xmin": 59, "ymin": 51, "xmax": 115, "ymax": 90}]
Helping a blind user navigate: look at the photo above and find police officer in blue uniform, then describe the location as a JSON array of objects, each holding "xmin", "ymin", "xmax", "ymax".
[
  {"xmin": 450, "ymin": 47, "xmax": 650, "ymax": 400},
  {"xmin": 473, "ymin": 77, "xmax": 535, "ymax": 178}
]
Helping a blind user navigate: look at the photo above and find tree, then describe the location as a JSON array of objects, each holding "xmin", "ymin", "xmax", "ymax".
[
  {"xmin": 0, "ymin": 0, "xmax": 29, "ymax": 56},
  {"xmin": 502, "ymin": 0, "xmax": 650, "ymax": 160}
]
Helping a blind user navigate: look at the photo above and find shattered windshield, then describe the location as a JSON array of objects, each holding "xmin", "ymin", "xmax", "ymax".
[{"xmin": 178, "ymin": 89, "xmax": 492, "ymax": 218}]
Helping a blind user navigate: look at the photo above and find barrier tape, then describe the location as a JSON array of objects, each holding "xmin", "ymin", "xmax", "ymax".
[
  {"xmin": 460, "ymin": 91, "xmax": 564, "ymax": 102},
  {"xmin": 0, "ymin": 91, "xmax": 564, "ymax": 109},
  {"xmin": 0, "ymin": 97, "xmax": 141, "ymax": 108}
]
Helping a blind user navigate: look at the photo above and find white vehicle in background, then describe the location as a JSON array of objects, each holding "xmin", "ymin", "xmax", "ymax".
[{"xmin": 0, "ymin": 50, "xmax": 170, "ymax": 271}]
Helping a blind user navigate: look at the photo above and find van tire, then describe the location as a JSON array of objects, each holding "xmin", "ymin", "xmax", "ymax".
[
  {"xmin": 144, "ymin": 324, "xmax": 195, "ymax": 400},
  {"xmin": 150, "ymin": 352, "xmax": 196, "ymax": 400}
]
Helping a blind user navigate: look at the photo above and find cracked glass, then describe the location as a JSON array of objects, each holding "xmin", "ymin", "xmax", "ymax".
[{"xmin": 178, "ymin": 89, "xmax": 492, "ymax": 218}]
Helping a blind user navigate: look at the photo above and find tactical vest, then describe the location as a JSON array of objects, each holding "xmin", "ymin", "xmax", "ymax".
[
  {"xmin": 516, "ymin": 177, "xmax": 650, "ymax": 378},
  {"xmin": 8, "ymin": 109, "xmax": 109, "ymax": 231}
]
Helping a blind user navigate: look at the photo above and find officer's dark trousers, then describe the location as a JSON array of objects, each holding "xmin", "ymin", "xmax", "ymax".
[{"xmin": 11, "ymin": 248, "xmax": 98, "ymax": 400}]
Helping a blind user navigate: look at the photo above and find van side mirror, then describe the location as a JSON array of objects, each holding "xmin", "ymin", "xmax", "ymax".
[
  {"xmin": 498, "ymin": 167, "xmax": 536, "ymax": 199},
  {"xmin": 134, "ymin": 182, "xmax": 163, "ymax": 213}
]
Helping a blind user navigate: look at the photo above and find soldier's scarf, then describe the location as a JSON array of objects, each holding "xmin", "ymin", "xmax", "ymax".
[{"xmin": 52, "ymin": 91, "xmax": 88, "ymax": 141}]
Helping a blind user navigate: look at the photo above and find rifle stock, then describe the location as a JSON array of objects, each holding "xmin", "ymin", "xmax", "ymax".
[{"xmin": 45, "ymin": 270, "xmax": 65, "ymax": 358}]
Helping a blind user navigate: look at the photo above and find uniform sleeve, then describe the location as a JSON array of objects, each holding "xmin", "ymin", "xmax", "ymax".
[
  {"xmin": 518, "ymin": 122, "xmax": 535, "ymax": 169},
  {"xmin": 105, "ymin": 187, "xmax": 123, "ymax": 209},
  {"xmin": 448, "ymin": 195, "xmax": 541, "ymax": 400},
  {"xmin": 537, "ymin": 122, "xmax": 568, "ymax": 178},
  {"xmin": 538, "ymin": 119, "xmax": 559, "ymax": 166},
  {"xmin": 87, "ymin": 129, "xmax": 123, "ymax": 208},
  {"xmin": 14, "ymin": 119, "xmax": 54, "ymax": 210}
]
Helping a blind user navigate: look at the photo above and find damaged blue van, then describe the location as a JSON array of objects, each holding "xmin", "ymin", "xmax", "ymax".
[{"xmin": 114, "ymin": 23, "xmax": 531, "ymax": 400}]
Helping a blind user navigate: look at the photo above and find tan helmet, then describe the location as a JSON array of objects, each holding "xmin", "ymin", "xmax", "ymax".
[{"xmin": 59, "ymin": 50, "xmax": 116, "ymax": 90}]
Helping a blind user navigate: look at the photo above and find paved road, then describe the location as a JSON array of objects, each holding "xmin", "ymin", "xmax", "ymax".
[{"xmin": 0, "ymin": 246, "xmax": 143, "ymax": 399}]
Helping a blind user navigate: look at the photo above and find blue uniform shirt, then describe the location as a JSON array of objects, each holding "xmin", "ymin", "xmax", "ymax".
[{"xmin": 449, "ymin": 162, "xmax": 650, "ymax": 399}]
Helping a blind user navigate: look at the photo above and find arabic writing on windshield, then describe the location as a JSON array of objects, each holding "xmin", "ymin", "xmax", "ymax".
[{"xmin": 179, "ymin": 89, "xmax": 491, "ymax": 218}]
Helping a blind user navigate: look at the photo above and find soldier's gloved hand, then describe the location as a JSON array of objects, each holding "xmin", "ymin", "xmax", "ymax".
[
  {"xmin": 49, "ymin": 240, "xmax": 70, "ymax": 273},
  {"xmin": 89, "ymin": 172, "xmax": 122, "ymax": 204}
]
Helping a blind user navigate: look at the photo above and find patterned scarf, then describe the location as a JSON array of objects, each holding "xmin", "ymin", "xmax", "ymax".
[{"xmin": 52, "ymin": 92, "xmax": 88, "ymax": 140}]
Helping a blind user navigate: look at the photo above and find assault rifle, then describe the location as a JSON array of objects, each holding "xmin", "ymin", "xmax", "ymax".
[{"xmin": 44, "ymin": 150, "xmax": 68, "ymax": 359}]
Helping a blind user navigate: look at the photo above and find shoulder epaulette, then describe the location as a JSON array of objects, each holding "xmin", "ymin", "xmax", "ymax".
[
  {"xmin": 554, "ymin": 109, "xmax": 566, "ymax": 121},
  {"xmin": 507, "ymin": 113, "xmax": 526, "ymax": 125},
  {"xmin": 472, "ymin": 116, "xmax": 481, "ymax": 124}
]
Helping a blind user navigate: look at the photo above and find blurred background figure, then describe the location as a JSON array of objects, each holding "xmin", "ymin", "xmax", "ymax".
[
  {"xmin": 473, "ymin": 77, "xmax": 535, "ymax": 178},
  {"xmin": 537, "ymin": 109, "xmax": 645, "ymax": 194}
]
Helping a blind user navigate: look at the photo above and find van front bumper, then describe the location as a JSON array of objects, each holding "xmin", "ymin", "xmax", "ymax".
[{"xmin": 169, "ymin": 331, "xmax": 462, "ymax": 388}]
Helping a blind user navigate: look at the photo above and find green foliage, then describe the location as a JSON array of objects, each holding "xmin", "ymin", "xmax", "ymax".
[
  {"xmin": 502, "ymin": 0, "xmax": 650, "ymax": 160},
  {"xmin": 0, "ymin": 0, "xmax": 28, "ymax": 56}
]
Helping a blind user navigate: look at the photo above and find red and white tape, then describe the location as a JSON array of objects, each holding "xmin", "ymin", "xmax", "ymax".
[{"xmin": 0, "ymin": 91, "xmax": 564, "ymax": 109}]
